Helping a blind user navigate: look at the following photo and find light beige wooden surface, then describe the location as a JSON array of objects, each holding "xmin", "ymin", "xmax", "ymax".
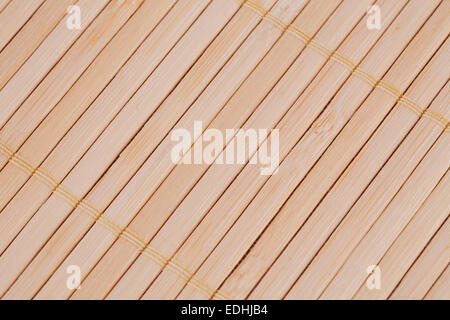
[
  {"xmin": 226, "ymin": 0, "xmax": 448, "ymax": 300},
  {"xmin": 0, "ymin": 0, "xmax": 109, "ymax": 129},
  {"xmin": 424, "ymin": 264, "xmax": 450, "ymax": 300},
  {"xmin": 0, "ymin": 0, "xmax": 76, "ymax": 89},
  {"xmin": 355, "ymin": 170, "xmax": 449, "ymax": 299},
  {"xmin": 391, "ymin": 218, "xmax": 450, "ymax": 299},
  {"xmin": 287, "ymin": 40, "xmax": 450, "ymax": 300},
  {"xmin": 0, "ymin": 0, "xmax": 448, "ymax": 300},
  {"xmin": 0, "ymin": 0, "xmax": 44, "ymax": 51},
  {"xmin": 111, "ymin": 0, "xmax": 343, "ymax": 300},
  {"xmin": 0, "ymin": 0, "xmax": 13, "ymax": 13}
]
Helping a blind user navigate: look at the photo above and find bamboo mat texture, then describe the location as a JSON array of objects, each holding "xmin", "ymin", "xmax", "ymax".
[{"xmin": 0, "ymin": 0, "xmax": 448, "ymax": 300}]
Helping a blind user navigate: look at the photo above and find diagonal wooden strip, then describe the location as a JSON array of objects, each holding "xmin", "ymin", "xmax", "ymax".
[
  {"xmin": 0, "ymin": 0, "xmax": 110, "ymax": 129},
  {"xmin": 212, "ymin": 0, "xmax": 411, "ymax": 300},
  {"xmin": 320, "ymin": 131, "xmax": 450, "ymax": 299},
  {"xmin": 390, "ymin": 219, "xmax": 450, "ymax": 299},
  {"xmin": 7, "ymin": 0, "xmax": 269, "ymax": 300},
  {"xmin": 0, "ymin": 140, "xmax": 229, "ymax": 301},
  {"xmin": 354, "ymin": 171, "xmax": 449, "ymax": 299},
  {"xmin": 39, "ymin": 0, "xmax": 310, "ymax": 300},
  {"xmin": 0, "ymin": 0, "xmax": 44, "ymax": 51},
  {"xmin": 59, "ymin": 0, "xmax": 282, "ymax": 300},
  {"xmin": 0, "ymin": 0, "xmax": 215, "ymax": 296},
  {"xmin": 0, "ymin": 0, "xmax": 177, "ymax": 251},
  {"xmin": 285, "ymin": 42, "xmax": 450, "ymax": 299},
  {"xmin": 0, "ymin": 0, "xmax": 77, "ymax": 90},
  {"xmin": 198, "ymin": 0, "xmax": 446, "ymax": 300},
  {"xmin": 92, "ymin": 0, "xmax": 326, "ymax": 300},
  {"xmin": 425, "ymin": 264, "xmax": 450, "ymax": 300},
  {"xmin": 0, "ymin": 0, "xmax": 177, "ymax": 300},
  {"xmin": 77, "ymin": 0, "xmax": 341, "ymax": 300},
  {"xmin": 237, "ymin": 0, "xmax": 447, "ymax": 300},
  {"xmin": 143, "ymin": 0, "xmax": 384, "ymax": 300},
  {"xmin": 3, "ymin": 0, "xmax": 247, "ymax": 300},
  {"xmin": 0, "ymin": 0, "xmax": 145, "ymax": 210},
  {"xmin": 0, "ymin": 0, "xmax": 12, "ymax": 14},
  {"xmin": 0, "ymin": 0, "xmax": 209, "ymax": 253},
  {"xmin": 0, "ymin": 0, "xmax": 447, "ymax": 300}
]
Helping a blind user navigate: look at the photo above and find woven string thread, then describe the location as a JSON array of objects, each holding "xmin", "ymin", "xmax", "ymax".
[
  {"xmin": 237, "ymin": 0, "xmax": 449, "ymax": 128},
  {"xmin": 0, "ymin": 142, "xmax": 231, "ymax": 300}
]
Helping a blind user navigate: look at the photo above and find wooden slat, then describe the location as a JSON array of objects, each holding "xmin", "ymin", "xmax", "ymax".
[
  {"xmin": 0, "ymin": 0, "xmax": 145, "ymax": 211},
  {"xmin": 0, "ymin": 0, "xmax": 216, "ymax": 297},
  {"xmin": 0, "ymin": 0, "xmax": 176, "ymax": 239},
  {"xmin": 215, "ymin": 0, "xmax": 409, "ymax": 300},
  {"xmin": 285, "ymin": 43, "xmax": 449, "ymax": 299},
  {"xmin": 0, "ymin": 0, "xmax": 44, "ymax": 51},
  {"xmin": 319, "ymin": 130, "xmax": 450, "ymax": 298},
  {"xmin": 142, "ymin": 0, "xmax": 388, "ymax": 300},
  {"xmin": 0, "ymin": 0, "xmax": 110, "ymax": 128},
  {"xmin": 69, "ymin": 0, "xmax": 284, "ymax": 299},
  {"xmin": 0, "ymin": 0, "xmax": 447, "ymax": 300},
  {"xmin": 390, "ymin": 219, "xmax": 450, "ymax": 299},
  {"xmin": 37, "ymin": 0, "xmax": 311, "ymax": 300},
  {"xmin": 0, "ymin": 0, "xmax": 13, "ymax": 14},
  {"xmin": 354, "ymin": 171, "xmax": 449, "ymax": 299},
  {"xmin": 218, "ymin": 0, "xmax": 446, "ymax": 300},
  {"xmin": 0, "ymin": 0, "xmax": 177, "ymax": 300},
  {"xmin": 425, "ymin": 265, "xmax": 450, "ymax": 300},
  {"xmin": 8, "ymin": 0, "xmax": 276, "ymax": 300},
  {"xmin": 0, "ymin": 0, "xmax": 169, "ymax": 254},
  {"xmin": 0, "ymin": 0, "xmax": 77, "ymax": 90}
]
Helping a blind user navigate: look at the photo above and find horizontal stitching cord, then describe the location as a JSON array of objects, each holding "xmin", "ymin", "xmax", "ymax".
[
  {"xmin": 236, "ymin": 0, "xmax": 449, "ymax": 129},
  {"xmin": 0, "ymin": 141, "xmax": 232, "ymax": 300}
]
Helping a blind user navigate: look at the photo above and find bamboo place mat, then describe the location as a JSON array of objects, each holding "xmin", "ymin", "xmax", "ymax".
[{"xmin": 0, "ymin": 0, "xmax": 448, "ymax": 300}]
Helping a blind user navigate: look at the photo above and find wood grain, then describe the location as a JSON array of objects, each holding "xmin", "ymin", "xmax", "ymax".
[
  {"xmin": 0, "ymin": 0, "xmax": 109, "ymax": 129},
  {"xmin": 286, "ymin": 41, "xmax": 449, "ymax": 300},
  {"xmin": 391, "ymin": 219, "xmax": 450, "ymax": 300},
  {"xmin": 0, "ymin": 0, "xmax": 448, "ymax": 300},
  {"xmin": 225, "ymin": 0, "xmax": 446, "ymax": 300},
  {"xmin": 355, "ymin": 170, "xmax": 449, "ymax": 299},
  {"xmin": 425, "ymin": 264, "xmax": 450, "ymax": 300},
  {"xmin": 0, "ymin": 0, "xmax": 44, "ymax": 51},
  {"xmin": 0, "ymin": 0, "xmax": 76, "ymax": 90}
]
